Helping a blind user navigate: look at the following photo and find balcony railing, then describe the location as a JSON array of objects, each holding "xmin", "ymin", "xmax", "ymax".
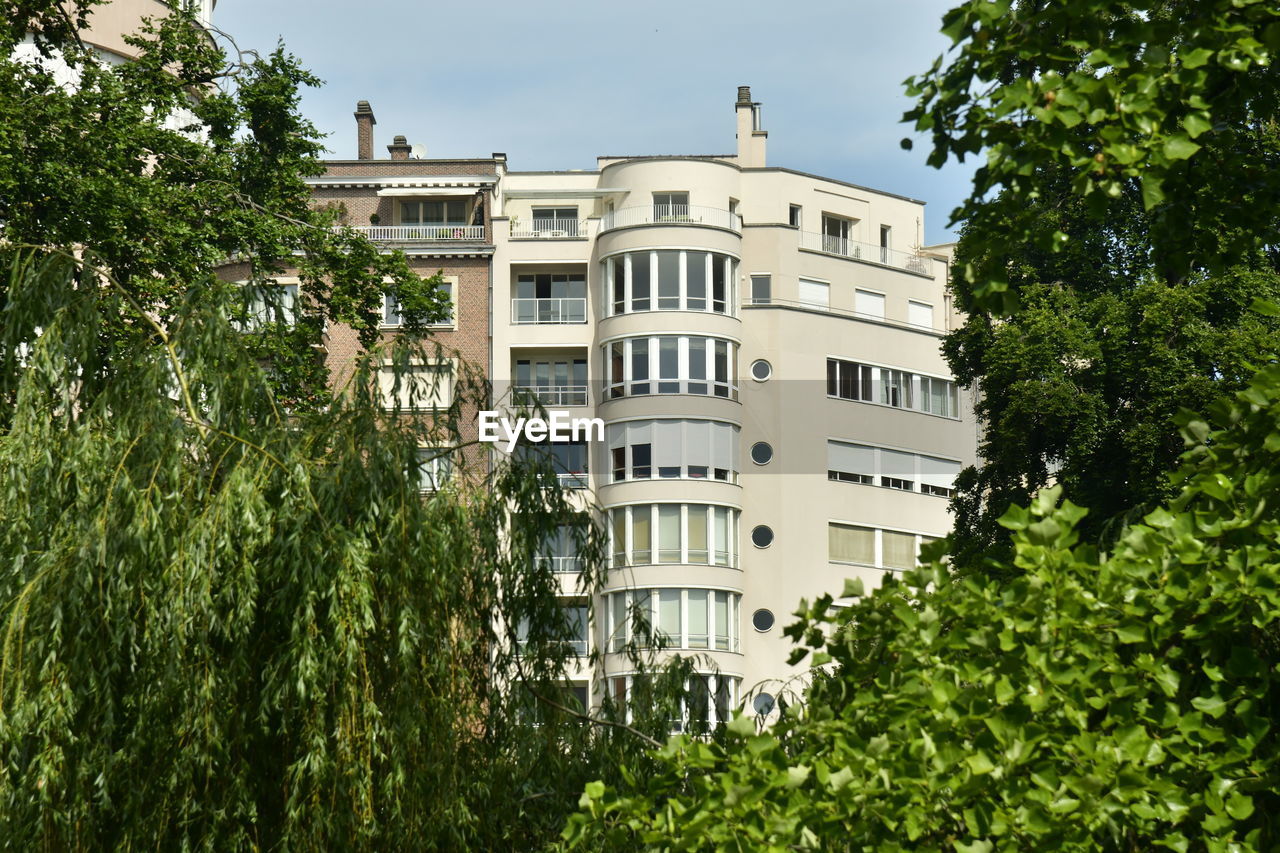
[
  {"xmin": 511, "ymin": 297, "xmax": 588, "ymax": 325},
  {"xmin": 513, "ymin": 385, "xmax": 589, "ymax": 406},
  {"xmin": 557, "ymin": 472, "xmax": 590, "ymax": 490},
  {"xmin": 346, "ymin": 224, "xmax": 486, "ymax": 241},
  {"xmin": 799, "ymin": 231, "xmax": 932, "ymax": 275},
  {"xmin": 534, "ymin": 555, "xmax": 583, "ymax": 574},
  {"xmin": 600, "ymin": 204, "xmax": 742, "ymax": 234},
  {"xmin": 511, "ymin": 218, "xmax": 587, "ymax": 238}
]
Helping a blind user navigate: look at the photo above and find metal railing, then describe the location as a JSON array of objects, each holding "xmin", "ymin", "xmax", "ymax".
[
  {"xmin": 511, "ymin": 297, "xmax": 588, "ymax": 324},
  {"xmin": 346, "ymin": 224, "xmax": 486, "ymax": 241},
  {"xmin": 534, "ymin": 555, "xmax": 583, "ymax": 574},
  {"xmin": 600, "ymin": 204, "xmax": 742, "ymax": 233},
  {"xmin": 557, "ymin": 472, "xmax": 589, "ymax": 490},
  {"xmin": 513, "ymin": 384, "xmax": 589, "ymax": 406},
  {"xmin": 510, "ymin": 218, "xmax": 586, "ymax": 238},
  {"xmin": 798, "ymin": 230, "xmax": 933, "ymax": 275}
]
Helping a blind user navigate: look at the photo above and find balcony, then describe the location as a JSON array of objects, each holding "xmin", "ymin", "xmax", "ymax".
[
  {"xmin": 799, "ymin": 231, "xmax": 932, "ymax": 276},
  {"xmin": 557, "ymin": 472, "xmax": 590, "ymax": 490},
  {"xmin": 346, "ymin": 224, "xmax": 487, "ymax": 242},
  {"xmin": 511, "ymin": 297, "xmax": 588, "ymax": 325},
  {"xmin": 511, "ymin": 218, "xmax": 587, "ymax": 239},
  {"xmin": 513, "ymin": 385, "xmax": 589, "ymax": 407},
  {"xmin": 600, "ymin": 204, "xmax": 742, "ymax": 234},
  {"xmin": 535, "ymin": 555, "xmax": 583, "ymax": 574}
]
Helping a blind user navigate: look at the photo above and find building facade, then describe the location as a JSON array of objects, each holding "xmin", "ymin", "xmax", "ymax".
[{"xmin": 323, "ymin": 87, "xmax": 978, "ymax": 723}]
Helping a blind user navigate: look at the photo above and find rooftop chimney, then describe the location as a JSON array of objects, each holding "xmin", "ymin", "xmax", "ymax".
[
  {"xmin": 354, "ymin": 100, "xmax": 376, "ymax": 160},
  {"xmin": 735, "ymin": 85, "xmax": 767, "ymax": 168},
  {"xmin": 387, "ymin": 135, "xmax": 412, "ymax": 161}
]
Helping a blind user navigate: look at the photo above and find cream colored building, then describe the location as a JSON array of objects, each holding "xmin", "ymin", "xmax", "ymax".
[{"xmin": 490, "ymin": 86, "xmax": 978, "ymax": 724}]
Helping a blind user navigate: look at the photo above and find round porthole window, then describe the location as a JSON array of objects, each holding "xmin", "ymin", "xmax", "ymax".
[
  {"xmin": 751, "ymin": 525, "xmax": 774, "ymax": 548},
  {"xmin": 750, "ymin": 359, "xmax": 772, "ymax": 381},
  {"xmin": 750, "ymin": 442, "xmax": 773, "ymax": 465},
  {"xmin": 753, "ymin": 692, "xmax": 776, "ymax": 715},
  {"xmin": 752, "ymin": 608, "xmax": 775, "ymax": 632}
]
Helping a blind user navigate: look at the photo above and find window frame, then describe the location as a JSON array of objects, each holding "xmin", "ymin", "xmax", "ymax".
[
  {"xmin": 381, "ymin": 276, "xmax": 458, "ymax": 330},
  {"xmin": 604, "ymin": 335, "xmax": 739, "ymax": 400},
  {"xmin": 826, "ymin": 357, "xmax": 960, "ymax": 419}
]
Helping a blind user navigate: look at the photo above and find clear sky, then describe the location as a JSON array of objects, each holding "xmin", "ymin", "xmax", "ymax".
[{"xmin": 212, "ymin": 0, "xmax": 975, "ymax": 246}]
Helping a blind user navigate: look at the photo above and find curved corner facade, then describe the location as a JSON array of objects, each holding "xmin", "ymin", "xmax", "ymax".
[{"xmin": 488, "ymin": 86, "xmax": 978, "ymax": 723}]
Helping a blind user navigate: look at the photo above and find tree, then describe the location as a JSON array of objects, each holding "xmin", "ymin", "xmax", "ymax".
[
  {"xmin": 0, "ymin": 4, "xmax": 687, "ymax": 847},
  {"xmin": 903, "ymin": 0, "xmax": 1280, "ymax": 314},
  {"xmin": 569, "ymin": 353, "xmax": 1280, "ymax": 852},
  {"xmin": 0, "ymin": 0, "xmax": 445, "ymax": 412},
  {"xmin": 943, "ymin": 163, "xmax": 1280, "ymax": 567}
]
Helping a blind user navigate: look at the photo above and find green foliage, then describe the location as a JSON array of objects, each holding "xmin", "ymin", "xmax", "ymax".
[
  {"xmin": 567, "ymin": 361, "xmax": 1280, "ymax": 851},
  {"xmin": 0, "ymin": 1, "xmax": 440, "ymax": 411},
  {"xmin": 0, "ymin": 248, "xmax": 663, "ymax": 849},
  {"xmin": 904, "ymin": 0, "xmax": 1280, "ymax": 312},
  {"xmin": 942, "ymin": 165, "xmax": 1280, "ymax": 566}
]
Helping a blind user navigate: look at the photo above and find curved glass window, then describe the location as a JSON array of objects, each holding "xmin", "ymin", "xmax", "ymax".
[
  {"xmin": 606, "ymin": 587, "xmax": 740, "ymax": 652},
  {"xmin": 605, "ymin": 251, "xmax": 737, "ymax": 316},
  {"xmin": 605, "ymin": 335, "xmax": 738, "ymax": 400},
  {"xmin": 607, "ymin": 419, "xmax": 739, "ymax": 483},
  {"xmin": 608, "ymin": 503, "xmax": 738, "ymax": 568}
]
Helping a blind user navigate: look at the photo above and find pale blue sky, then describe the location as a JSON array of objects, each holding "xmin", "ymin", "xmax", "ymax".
[{"xmin": 213, "ymin": 0, "xmax": 974, "ymax": 245}]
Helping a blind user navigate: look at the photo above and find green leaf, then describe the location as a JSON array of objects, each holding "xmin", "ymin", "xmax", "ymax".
[{"xmin": 1162, "ymin": 135, "xmax": 1201, "ymax": 161}]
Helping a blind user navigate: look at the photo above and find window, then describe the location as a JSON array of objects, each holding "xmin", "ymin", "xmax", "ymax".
[
  {"xmin": 653, "ymin": 192, "xmax": 689, "ymax": 220},
  {"xmin": 604, "ymin": 251, "xmax": 737, "ymax": 316},
  {"xmin": 828, "ymin": 522, "xmax": 937, "ymax": 571},
  {"xmin": 608, "ymin": 504, "xmax": 739, "ymax": 568},
  {"xmin": 607, "ymin": 673, "xmax": 738, "ymax": 731},
  {"xmin": 378, "ymin": 361, "xmax": 453, "ymax": 411},
  {"xmin": 827, "ymin": 358, "xmax": 959, "ymax": 418},
  {"xmin": 827, "ymin": 440, "xmax": 962, "ymax": 497},
  {"xmin": 513, "ymin": 273, "xmax": 587, "ymax": 324},
  {"xmin": 821, "ymin": 214, "xmax": 853, "ymax": 255},
  {"xmin": 605, "ymin": 336, "xmax": 738, "ymax": 400},
  {"xmin": 519, "ymin": 602, "xmax": 589, "ymax": 656},
  {"xmin": 242, "ymin": 282, "xmax": 298, "ymax": 329},
  {"xmin": 401, "ymin": 199, "xmax": 467, "ymax": 226},
  {"xmin": 798, "ymin": 278, "xmax": 829, "ymax": 309},
  {"xmin": 607, "ymin": 420, "xmax": 739, "ymax": 483},
  {"xmin": 516, "ymin": 439, "xmax": 589, "ymax": 489},
  {"xmin": 750, "ymin": 274, "xmax": 771, "ymax": 305},
  {"xmin": 788, "ymin": 204, "xmax": 801, "ymax": 228},
  {"xmin": 415, "ymin": 447, "xmax": 451, "ymax": 492},
  {"xmin": 514, "ymin": 358, "xmax": 588, "ymax": 406},
  {"xmin": 531, "ymin": 206, "xmax": 579, "ymax": 236},
  {"xmin": 382, "ymin": 280, "xmax": 455, "ymax": 327},
  {"xmin": 606, "ymin": 588, "xmax": 740, "ymax": 652},
  {"xmin": 908, "ymin": 300, "xmax": 934, "ymax": 329},
  {"xmin": 854, "ymin": 289, "xmax": 885, "ymax": 320},
  {"xmin": 879, "ymin": 224, "xmax": 892, "ymax": 263},
  {"xmin": 537, "ymin": 524, "xmax": 583, "ymax": 574}
]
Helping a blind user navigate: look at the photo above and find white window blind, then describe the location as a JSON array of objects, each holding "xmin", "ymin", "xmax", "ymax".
[
  {"xmin": 881, "ymin": 449, "xmax": 916, "ymax": 479},
  {"xmin": 829, "ymin": 524, "xmax": 875, "ymax": 564},
  {"xmin": 798, "ymin": 278, "xmax": 830, "ymax": 308},
  {"xmin": 855, "ymin": 289, "xmax": 885, "ymax": 319},
  {"xmin": 920, "ymin": 456, "xmax": 961, "ymax": 491},
  {"xmin": 908, "ymin": 300, "xmax": 933, "ymax": 328},
  {"xmin": 828, "ymin": 441, "xmax": 875, "ymax": 478}
]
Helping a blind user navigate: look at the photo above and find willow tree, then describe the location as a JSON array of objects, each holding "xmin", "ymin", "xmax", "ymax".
[{"xmin": 0, "ymin": 248, "xmax": 682, "ymax": 849}]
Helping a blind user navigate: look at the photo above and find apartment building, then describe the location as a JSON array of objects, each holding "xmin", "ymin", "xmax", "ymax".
[
  {"xmin": 483, "ymin": 86, "xmax": 979, "ymax": 723},
  {"xmin": 301, "ymin": 104, "xmax": 501, "ymax": 480}
]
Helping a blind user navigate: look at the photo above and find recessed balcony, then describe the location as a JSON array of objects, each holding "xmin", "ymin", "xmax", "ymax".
[
  {"xmin": 511, "ymin": 297, "xmax": 588, "ymax": 325},
  {"xmin": 600, "ymin": 204, "xmax": 742, "ymax": 234},
  {"xmin": 510, "ymin": 218, "xmax": 588, "ymax": 239},
  {"xmin": 798, "ymin": 230, "xmax": 932, "ymax": 276}
]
